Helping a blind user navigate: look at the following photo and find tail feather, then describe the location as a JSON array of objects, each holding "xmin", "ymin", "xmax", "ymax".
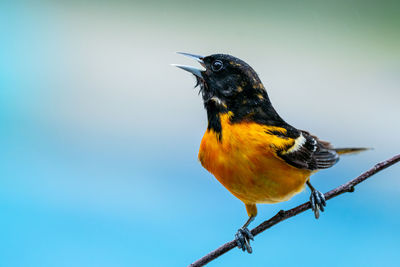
[{"xmin": 334, "ymin": 147, "xmax": 371, "ymax": 155}]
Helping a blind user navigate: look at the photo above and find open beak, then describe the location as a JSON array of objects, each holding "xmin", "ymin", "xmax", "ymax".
[{"xmin": 172, "ymin": 52, "xmax": 205, "ymax": 79}]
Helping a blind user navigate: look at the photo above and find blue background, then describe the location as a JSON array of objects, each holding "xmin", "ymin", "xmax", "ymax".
[{"xmin": 1, "ymin": 1, "xmax": 400, "ymax": 266}]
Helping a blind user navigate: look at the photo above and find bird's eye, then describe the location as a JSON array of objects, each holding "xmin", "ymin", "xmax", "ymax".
[{"xmin": 211, "ymin": 60, "xmax": 223, "ymax": 72}]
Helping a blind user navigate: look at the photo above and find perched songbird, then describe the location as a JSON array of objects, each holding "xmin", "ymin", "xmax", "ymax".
[{"xmin": 173, "ymin": 52, "xmax": 367, "ymax": 253}]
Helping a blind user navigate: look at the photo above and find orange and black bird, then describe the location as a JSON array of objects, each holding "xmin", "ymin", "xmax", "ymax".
[{"xmin": 173, "ymin": 52, "xmax": 367, "ymax": 253}]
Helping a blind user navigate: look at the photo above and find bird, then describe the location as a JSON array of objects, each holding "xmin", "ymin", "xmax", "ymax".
[{"xmin": 173, "ymin": 52, "xmax": 368, "ymax": 253}]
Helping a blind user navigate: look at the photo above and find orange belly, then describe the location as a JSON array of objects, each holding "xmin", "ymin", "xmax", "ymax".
[{"xmin": 198, "ymin": 113, "xmax": 312, "ymax": 205}]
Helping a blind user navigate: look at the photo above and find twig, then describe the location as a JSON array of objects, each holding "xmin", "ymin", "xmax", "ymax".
[{"xmin": 189, "ymin": 154, "xmax": 400, "ymax": 267}]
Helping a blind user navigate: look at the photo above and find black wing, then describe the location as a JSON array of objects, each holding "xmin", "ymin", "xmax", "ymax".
[{"xmin": 277, "ymin": 130, "xmax": 339, "ymax": 171}]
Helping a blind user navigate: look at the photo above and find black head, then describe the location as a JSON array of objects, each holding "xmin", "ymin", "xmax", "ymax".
[
  {"xmin": 174, "ymin": 52, "xmax": 290, "ymax": 134},
  {"xmin": 174, "ymin": 53, "xmax": 267, "ymax": 111}
]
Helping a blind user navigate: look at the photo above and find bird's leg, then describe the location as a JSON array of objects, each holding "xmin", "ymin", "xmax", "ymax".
[
  {"xmin": 235, "ymin": 204, "xmax": 257, "ymax": 253},
  {"xmin": 307, "ymin": 180, "xmax": 326, "ymax": 219},
  {"xmin": 235, "ymin": 215, "xmax": 255, "ymax": 253}
]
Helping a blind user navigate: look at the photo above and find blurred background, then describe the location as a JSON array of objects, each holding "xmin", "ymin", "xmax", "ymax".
[{"xmin": 0, "ymin": 0, "xmax": 399, "ymax": 266}]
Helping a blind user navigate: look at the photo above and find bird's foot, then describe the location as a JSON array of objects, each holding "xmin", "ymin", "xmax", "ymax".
[
  {"xmin": 310, "ymin": 190, "xmax": 326, "ymax": 219},
  {"xmin": 235, "ymin": 227, "xmax": 254, "ymax": 253}
]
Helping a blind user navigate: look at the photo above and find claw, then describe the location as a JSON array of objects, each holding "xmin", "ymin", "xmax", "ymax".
[
  {"xmin": 310, "ymin": 190, "xmax": 326, "ymax": 219},
  {"xmin": 319, "ymin": 204, "xmax": 324, "ymax": 212},
  {"xmin": 235, "ymin": 227, "xmax": 254, "ymax": 253},
  {"xmin": 314, "ymin": 208, "xmax": 320, "ymax": 219},
  {"xmin": 244, "ymin": 238, "xmax": 252, "ymax": 253},
  {"xmin": 310, "ymin": 195, "xmax": 316, "ymax": 211},
  {"xmin": 320, "ymin": 193, "xmax": 326, "ymax": 206},
  {"xmin": 235, "ymin": 231, "xmax": 244, "ymax": 250},
  {"xmin": 243, "ymin": 227, "xmax": 254, "ymax": 241}
]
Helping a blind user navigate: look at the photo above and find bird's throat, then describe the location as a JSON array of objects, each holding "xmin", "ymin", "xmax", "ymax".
[{"xmin": 205, "ymin": 102, "xmax": 227, "ymax": 141}]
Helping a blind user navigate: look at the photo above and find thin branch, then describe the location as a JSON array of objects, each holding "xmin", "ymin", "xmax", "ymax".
[{"xmin": 189, "ymin": 154, "xmax": 400, "ymax": 267}]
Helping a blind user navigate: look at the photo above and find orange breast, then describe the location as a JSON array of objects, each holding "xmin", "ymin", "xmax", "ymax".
[{"xmin": 198, "ymin": 113, "xmax": 312, "ymax": 204}]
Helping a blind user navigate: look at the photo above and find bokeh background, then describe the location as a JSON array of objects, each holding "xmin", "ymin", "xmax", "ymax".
[{"xmin": 1, "ymin": 1, "xmax": 400, "ymax": 266}]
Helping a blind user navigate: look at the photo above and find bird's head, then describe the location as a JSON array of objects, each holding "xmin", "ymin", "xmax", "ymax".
[
  {"xmin": 173, "ymin": 52, "xmax": 287, "ymax": 134},
  {"xmin": 173, "ymin": 53, "xmax": 269, "ymax": 113}
]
